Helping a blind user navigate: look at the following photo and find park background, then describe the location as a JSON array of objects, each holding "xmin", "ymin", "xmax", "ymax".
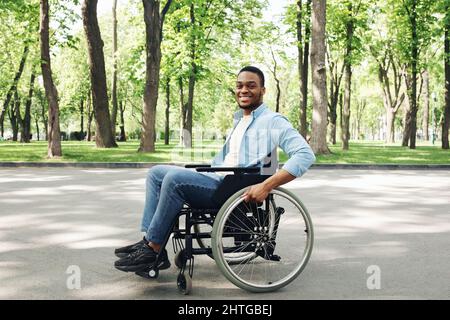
[{"xmin": 0, "ymin": 0, "xmax": 449, "ymax": 164}]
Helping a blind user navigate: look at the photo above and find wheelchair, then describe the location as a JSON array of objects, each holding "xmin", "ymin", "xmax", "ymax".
[{"xmin": 135, "ymin": 164, "xmax": 314, "ymax": 295}]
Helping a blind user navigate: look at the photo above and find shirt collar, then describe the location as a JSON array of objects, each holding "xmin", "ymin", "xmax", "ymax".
[{"xmin": 234, "ymin": 103, "xmax": 267, "ymax": 121}]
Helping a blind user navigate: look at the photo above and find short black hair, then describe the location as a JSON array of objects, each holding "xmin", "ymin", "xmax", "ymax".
[{"xmin": 238, "ymin": 66, "xmax": 265, "ymax": 87}]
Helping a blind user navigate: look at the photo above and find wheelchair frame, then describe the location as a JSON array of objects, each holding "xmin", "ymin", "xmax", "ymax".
[{"xmin": 135, "ymin": 164, "xmax": 314, "ymax": 295}]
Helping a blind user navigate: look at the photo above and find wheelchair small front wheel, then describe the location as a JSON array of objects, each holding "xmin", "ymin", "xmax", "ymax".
[
  {"xmin": 211, "ymin": 187, "xmax": 314, "ymax": 293},
  {"xmin": 177, "ymin": 273, "xmax": 192, "ymax": 295}
]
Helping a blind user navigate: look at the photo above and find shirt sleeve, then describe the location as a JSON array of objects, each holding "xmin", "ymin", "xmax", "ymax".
[{"xmin": 270, "ymin": 115, "xmax": 316, "ymax": 177}]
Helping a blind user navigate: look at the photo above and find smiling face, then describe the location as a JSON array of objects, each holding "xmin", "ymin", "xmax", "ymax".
[{"xmin": 235, "ymin": 71, "xmax": 266, "ymax": 112}]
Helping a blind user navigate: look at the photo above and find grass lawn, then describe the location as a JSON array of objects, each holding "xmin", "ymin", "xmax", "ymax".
[{"xmin": 0, "ymin": 140, "xmax": 448, "ymax": 164}]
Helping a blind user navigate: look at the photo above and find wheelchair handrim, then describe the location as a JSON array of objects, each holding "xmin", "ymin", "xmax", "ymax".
[{"xmin": 212, "ymin": 187, "xmax": 314, "ymax": 292}]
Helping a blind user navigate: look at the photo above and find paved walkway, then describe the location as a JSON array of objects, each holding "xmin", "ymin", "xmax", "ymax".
[{"xmin": 0, "ymin": 168, "xmax": 449, "ymax": 299}]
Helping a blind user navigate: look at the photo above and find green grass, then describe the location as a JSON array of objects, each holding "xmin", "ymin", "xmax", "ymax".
[
  {"xmin": 0, "ymin": 140, "xmax": 449, "ymax": 164},
  {"xmin": 314, "ymin": 141, "xmax": 450, "ymax": 164}
]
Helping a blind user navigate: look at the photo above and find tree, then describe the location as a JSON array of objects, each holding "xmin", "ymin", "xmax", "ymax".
[
  {"xmin": 40, "ymin": 0, "xmax": 62, "ymax": 157},
  {"xmin": 82, "ymin": 0, "xmax": 117, "ymax": 148},
  {"xmin": 370, "ymin": 39, "xmax": 406, "ymax": 143},
  {"xmin": 442, "ymin": 0, "xmax": 450, "ymax": 149},
  {"xmin": 310, "ymin": 0, "xmax": 330, "ymax": 154},
  {"xmin": 22, "ymin": 70, "xmax": 36, "ymax": 142},
  {"xmin": 288, "ymin": 0, "xmax": 312, "ymax": 138},
  {"xmin": 341, "ymin": 2, "xmax": 354, "ymax": 150},
  {"xmin": 392, "ymin": 0, "xmax": 435, "ymax": 148},
  {"xmin": 111, "ymin": 0, "xmax": 118, "ymax": 139},
  {"xmin": 166, "ymin": 0, "xmax": 265, "ymax": 148},
  {"xmin": 0, "ymin": 46, "xmax": 28, "ymax": 137},
  {"xmin": 139, "ymin": 0, "xmax": 173, "ymax": 152}
]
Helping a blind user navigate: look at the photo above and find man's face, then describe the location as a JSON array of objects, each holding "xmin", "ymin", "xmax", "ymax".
[{"xmin": 235, "ymin": 71, "xmax": 266, "ymax": 110}]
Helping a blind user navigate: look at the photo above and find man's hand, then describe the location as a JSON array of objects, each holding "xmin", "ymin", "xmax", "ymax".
[
  {"xmin": 243, "ymin": 182, "xmax": 270, "ymax": 203},
  {"xmin": 243, "ymin": 169, "xmax": 297, "ymax": 203}
]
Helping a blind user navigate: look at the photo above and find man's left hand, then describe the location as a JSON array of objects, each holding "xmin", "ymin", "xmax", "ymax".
[{"xmin": 243, "ymin": 183, "xmax": 271, "ymax": 203}]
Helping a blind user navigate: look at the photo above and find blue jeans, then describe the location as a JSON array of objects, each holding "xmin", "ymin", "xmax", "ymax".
[{"xmin": 140, "ymin": 165, "xmax": 224, "ymax": 244}]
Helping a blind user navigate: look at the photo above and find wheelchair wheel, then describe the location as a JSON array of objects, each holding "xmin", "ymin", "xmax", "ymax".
[{"xmin": 211, "ymin": 187, "xmax": 314, "ymax": 293}]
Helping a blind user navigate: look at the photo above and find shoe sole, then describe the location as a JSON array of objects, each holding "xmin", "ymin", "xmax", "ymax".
[{"xmin": 115, "ymin": 259, "xmax": 171, "ymax": 273}]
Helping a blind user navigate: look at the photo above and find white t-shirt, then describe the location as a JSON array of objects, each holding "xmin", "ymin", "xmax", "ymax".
[{"xmin": 221, "ymin": 115, "xmax": 252, "ymax": 170}]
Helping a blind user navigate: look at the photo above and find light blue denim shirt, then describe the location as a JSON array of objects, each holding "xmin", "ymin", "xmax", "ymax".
[{"xmin": 211, "ymin": 103, "xmax": 316, "ymax": 177}]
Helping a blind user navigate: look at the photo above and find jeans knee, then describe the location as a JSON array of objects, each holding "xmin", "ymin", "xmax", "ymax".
[
  {"xmin": 147, "ymin": 165, "xmax": 167, "ymax": 181},
  {"xmin": 162, "ymin": 170, "xmax": 181, "ymax": 187}
]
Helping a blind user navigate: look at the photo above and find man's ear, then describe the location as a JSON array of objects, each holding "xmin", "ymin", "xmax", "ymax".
[{"xmin": 261, "ymin": 87, "xmax": 266, "ymax": 96}]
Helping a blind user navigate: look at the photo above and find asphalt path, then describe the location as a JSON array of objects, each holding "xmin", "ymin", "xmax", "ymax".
[{"xmin": 0, "ymin": 167, "xmax": 449, "ymax": 300}]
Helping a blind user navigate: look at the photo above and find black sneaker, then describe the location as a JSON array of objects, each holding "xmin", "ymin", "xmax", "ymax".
[
  {"xmin": 114, "ymin": 245, "xmax": 170, "ymax": 272},
  {"xmin": 114, "ymin": 237, "xmax": 148, "ymax": 258}
]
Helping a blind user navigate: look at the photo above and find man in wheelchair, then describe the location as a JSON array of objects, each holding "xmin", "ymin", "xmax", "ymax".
[{"xmin": 114, "ymin": 66, "xmax": 316, "ymax": 280}]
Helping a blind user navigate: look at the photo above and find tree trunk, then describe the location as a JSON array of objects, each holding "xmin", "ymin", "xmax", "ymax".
[
  {"xmin": 15, "ymin": 91, "xmax": 25, "ymax": 142},
  {"xmin": 326, "ymin": 50, "xmax": 344, "ymax": 145},
  {"xmin": 86, "ymin": 93, "xmax": 93, "ymax": 141},
  {"xmin": 270, "ymin": 48, "xmax": 281, "ymax": 113},
  {"xmin": 302, "ymin": 0, "xmax": 311, "ymax": 138},
  {"xmin": 442, "ymin": 6, "xmax": 450, "ymax": 149},
  {"xmin": 80, "ymin": 98, "xmax": 84, "ymax": 136},
  {"xmin": 310, "ymin": 0, "xmax": 330, "ymax": 154},
  {"xmin": 179, "ymin": 77, "xmax": 188, "ymax": 146},
  {"xmin": 111, "ymin": 0, "xmax": 118, "ymax": 139},
  {"xmin": 297, "ymin": 0, "xmax": 304, "ymax": 134},
  {"xmin": 119, "ymin": 100, "xmax": 126, "ymax": 141},
  {"xmin": 40, "ymin": 0, "xmax": 62, "ymax": 157},
  {"xmin": 0, "ymin": 45, "xmax": 28, "ymax": 137},
  {"xmin": 342, "ymin": 63, "xmax": 351, "ymax": 149},
  {"xmin": 182, "ymin": 3, "xmax": 196, "ymax": 149},
  {"xmin": 10, "ymin": 91, "xmax": 19, "ymax": 141},
  {"xmin": 386, "ymin": 109, "xmax": 395, "ymax": 144},
  {"xmin": 35, "ymin": 116, "xmax": 40, "ymax": 141},
  {"xmin": 297, "ymin": 0, "xmax": 311, "ymax": 139},
  {"xmin": 402, "ymin": 72, "xmax": 412, "ymax": 146},
  {"xmin": 164, "ymin": 79, "xmax": 170, "ymax": 145},
  {"xmin": 139, "ymin": 0, "xmax": 172, "ymax": 152},
  {"xmin": 408, "ymin": 0, "xmax": 418, "ymax": 149},
  {"xmin": 82, "ymin": 0, "xmax": 117, "ymax": 148},
  {"xmin": 22, "ymin": 71, "xmax": 36, "ymax": 143},
  {"xmin": 38, "ymin": 90, "xmax": 48, "ymax": 141},
  {"xmin": 341, "ymin": 3, "xmax": 353, "ymax": 151},
  {"xmin": 422, "ymin": 69, "xmax": 429, "ymax": 141}
]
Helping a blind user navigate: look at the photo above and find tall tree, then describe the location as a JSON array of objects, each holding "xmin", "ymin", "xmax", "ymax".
[
  {"xmin": 139, "ymin": 0, "xmax": 172, "ymax": 152},
  {"xmin": 0, "ymin": 46, "xmax": 28, "ymax": 137},
  {"xmin": 111, "ymin": 0, "xmax": 118, "ymax": 139},
  {"xmin": 326, "ymin": 47, "xmax": 344, "ymax": 145},
  {"xmin": 22, "ymin": 70, "xmax": 36, "ymax": 142},
  {"xmin": 393, "ymin": 0, "xmax": 435, "ymax": 148},
  {"xmin": 341, "ymin": 2, "xmax": 354, "ymax": 150},
  {"xmin": 422, "ymin": 69, "xmax": 430, "ymax": 140},
  {"xmin": 296, "ymin": 0, "xmax": 312, "ymax": 138},
  {"xmin": 443, "ymin": 0, "xmax": 450, "ymax": 149},
  {"xmin": 370, "ymin": 42, "xmax": 406, "ymax": 143},
  {"xmin": 40, "ymin": 0, "xmax": 61, "ymax": 157},
  {"xmin": 164, "ymin": 78, "xmax": 170, "ymax": 145},
  {"xmin": 82, "ymin": 0, "xmax": 117, "ymax": 148},
  {"xmin": 405, "ymin": 0, "xmax": 419, "ymax": 149},
  {"xmin": 310, "ymin": 0, "xmax": 330, "ymax": 154}
]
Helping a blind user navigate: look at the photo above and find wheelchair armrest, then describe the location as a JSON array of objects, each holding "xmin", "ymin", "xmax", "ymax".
[
  {"xmin": 184, "ymin": 164, "xmax": 212, "ymax": 168},
  {"xmin": 195, "ymin": 167, "xmax": 260, "ymax": 174}
]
